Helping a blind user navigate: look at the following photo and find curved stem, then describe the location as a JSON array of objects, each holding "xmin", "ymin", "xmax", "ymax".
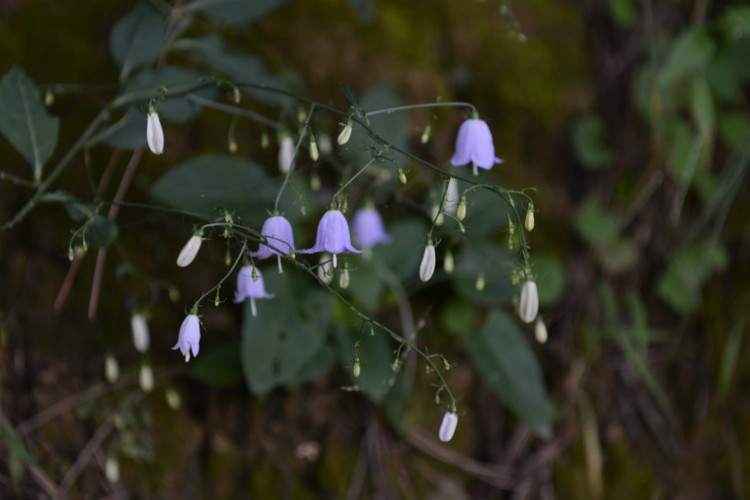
[
  {"xmin": 192, "ymin": 240, "xmax": 247, "ymax": 310},
  {"xmin": 365, "ymin": 101, "xmax": 476, "ymax": 118},
  {"xmin": 274, "ymin": 103, "xmax": 316, "ymax": 212}
]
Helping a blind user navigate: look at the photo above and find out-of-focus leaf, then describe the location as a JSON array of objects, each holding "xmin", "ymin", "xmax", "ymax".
[
  {"xmin": 241, "ymin": 271, "xmax": 332, "ymax": 394},
  {"xmin": 464, "ymin": 311, "xmax": 553, "ymax": 438},
  {"xmin": 571, "ymin": 114, "xmax": 612, "ymax": 169},
  {"xmin": 109, "ymin": 3, "xmax": 165, "ymax": 82},
  {"xmin": 191, "ymin": 344, "xmax": 242, "ymax": 386},
  {"xmin": 609, "ymin": 0, "xmax": 636, "ymax": 28},
  {"xmin": 369, "ymin": 217, "xmax": 428, "ymax": 281},
  {"xmin": 72, "ymin": 215, "xmax": 118, "ymax": 249},
  {"xmin": 460, "ymin": 187, "xmax": 510, "ymax": 244},
  {"xmin": 689, "ymin": 76, "xmax": 715, "ymax": 142},
  {"xmin": 178, "ymin": 35, "xmax": 290, "ymax": 105},
  {"xmin": 720, "ymin": 4, "xmax": 750, "ymax": 40},
  {"xmin": 719, "ymin": 113, "xmax": 750, "ymax": 148},
  {"xmin": 1, "ymin": 412, "xmax": 36, "ymax": 487},
  {"xmin": 183, "ymin": 0, "xmax": 291, "ymax": 25},
  {"xmin": 150, "ymin": 154, "xmax": 278, "ymax": 227},
  {"xmin": 89, "ymin": 108, "xmax": 146, "ymax": 150},
  {"xmin": 440, "ymin": 300, "xmax": 476, "ymax": 336},
  {"xmin": 575, "ymin": 196, "xmax": 619, "ymax": 246},
  {"xmin": 341, "ymin": 82, "xmax": 360, "ymax": 108},
  {"xmin": 667, "ymin": 119, "xmax": 701, "ymax": 185},
  {"xmin": 0, "ymin": 66, "xmax": 59, "ymax": 182},
  {"xmin": 599, "ymin": 238, "xmax": 637, "ymax": 275},
  {"xmin": 534, "ymin": 254, "xmax": 566, "ymax": 307},
  {"xmin": 347, "ymin": 0, "xmax": 372, "ymax": 22},
  {"xmin": 657, "ymin": 243, "xmax": 728, "ymax": 314},
  {"xmin": 718, "ymin": 324, "xmax": 744, "ymax": 399},
  {"xmin": 453, "ymin": 244, "xmax": 515, "ymax": 305},
  {"xmin": 658, "ymin": 28, "xmax": 715, "ymax": 87}
]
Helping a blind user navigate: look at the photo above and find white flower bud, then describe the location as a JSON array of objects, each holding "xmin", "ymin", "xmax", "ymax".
[
  {"xmin": 439, "ymin": 411, "xmax": 458, "ymax": 442},
  {"xmin": 421, "ymin": 124, "xmax": 431, "ymax": 144},
  {"xmin": 525, "ymin": 204, "xmax": 535, "ymax": 232},
  {"xmin": 105, "ymin": 456, "xmax": 120, "ymax": 483},
  {"xmin": 104, "ymin": 354, "xmax": 119, "ymax": 383},
  {"xmin": 535, "ymin": 317, "xmax": 548, "ymax": 344},
  {"xmin": 457, "ymin": 197, "xmax": 467, "ymax": 221},
  {"xmin": 318, "ymin": 254, "xmax": 334, "ymax": 285},
  {"xmin": 443, "ymin": 178, "xmax": 459, "ymax": 215},
  {"xmin": 431, "ymin": 204, "xmax": 444, "ymax": 226},
  {"xmin": 165, "ymin": 388, "xmax": 182, "ymax": 410},
  {"xmin": 443, "ymin": 249, "xmax": 454, "ymax": 274},
  {"xmin": 398, "ymin": 168, "xmax": 407, "ymax": 185},
  {"xmin": 518, "ymin": 280, "xmax": 539, "ymax": 323},
  {"xmin": 278, "ymin": 135, "xmax": 294, "ymax": 173},
  {"xmin": 337, "ymin": 120, "xmax": 353, "ymax": 145},
  {"xmin": 339, "ymin": 268, "xmax": 350, "ymax": 289},
  {"xmin": 353, "ymin": 361, "xmax": 361, "ymax": 378},
  {"xmin": 177, "ymin": 234, "xmax": 202, "ymax": 267},
  {"xmin": 309, "ymin": 139, "xmax": 319, "ymax": 161},
  {"xmin": 475, "ymin": 272, "xmax": 485, "ymax": 292},
  {"xmin": 318, "ymin": 134, "xmax": 333, "ymax": 155},
  {"xmin": 131, "ymin": 313, "xmax": 150, "ymax": 353},
  {"xmin": 146, "ymin": 111, "xmax": 164, "ymax": 155},
  {"xmin": 419, "ymin": 243, "xmax": 436, "ymax": 282},
  {"xmin": 139, "ymin": 363, "xmax": 154, "ymax": 392}
]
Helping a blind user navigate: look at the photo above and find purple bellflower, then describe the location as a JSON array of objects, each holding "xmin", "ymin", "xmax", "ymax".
[
  {"xmin": 252, "ymin": 215, "xmax": 296, "ymax": 273},
  {"xmin": 234, "ymin": 265, "xmax": 274, "ymax": 317},
  {"xmin": 172, "ymin": 314, "xmax": 200, "ymax": 362},
  {"xmin": 352, "ymin": 207, "xmax": 391, "ymax": 249},
  {"xmin": 300, "ymin": 209, "xmax": 360, "ymax": 268},
  {"xmin": 450, "ymin": 118, "xmax": 503, "ymax": 176}
]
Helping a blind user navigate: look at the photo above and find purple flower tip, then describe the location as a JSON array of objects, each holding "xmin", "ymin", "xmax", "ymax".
[
  {"xmin": 252, "ymin": 215, "xmax": 296, "ymax": 259},
  {"xmin": 352, "ymin": 207, "xmax": 391, "ymax": 249},
  {"xmin": 449, "ymin": 118, "xmax": 502, "ymax": 170},
  {"xmin": 172, "ymin": 314, "xmax": 201, "ymax": 362},
  {"xmin": 300, "ymin": 210, "xmax": 361, "ymax": 262}
]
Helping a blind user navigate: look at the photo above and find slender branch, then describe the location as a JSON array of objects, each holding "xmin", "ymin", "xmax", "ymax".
[{"xmin": 365, "ymin": 101, "xmax": 476, "ymax": 118}]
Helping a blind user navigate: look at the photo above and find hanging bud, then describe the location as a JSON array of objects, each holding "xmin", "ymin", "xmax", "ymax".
[
  {"xmin": 525, "ymin": 202, "xmax": 535, "ymax": 232},
  {"xmin": 444, "ymin": 178, "xmax": 459, "ymax": 215},
  {"xmin": 146, "ymin": 110, "xmax": 164, "ymax": 155},
  {"xmin": 398, "ymin": 167, "xmax": 407, "ymax": 185},
  {"xmin": 535, "ymin": 317, "xmax": 548, "ymax": 344},
  {"xmin": 318, "ymin": 133, "xmax": 333, "ymax": 156},
  {"xmin": 165, "ymin": 387, "xmax": 182, "ymax": 410},
  {"xmin": 475, "ymin": 272, "xmax": 485, "ymax": 292},
  {"xmin": 353, "ymin": 360, "xmax": 361, "ymax": 378},
  {"xmin": 278, "ymin": 135, "xmax": 294, "ymax": 174},
  {"xmin": 105, "ymin": 456, "xmax": 120, "ymax": 483},
  {"xmin": 318, "ymin": 254, "xmax": 334, "ymax": 285},
  {"xmin": 311, "ymin": 172, "xmax": 321, "ymax": 191},
  {"xmin": 431, "ymin": 204, "xmax": 444, "ymax": 226},
  {"xmin": 261, "ymin": 131, "xmax": 270, "ymax": 149},
  {"xmin": 439, "ymin": 411, "xmax": 458, "ymax": 442},
  {"xmin": 457, "ymin": 197, "xmax": 467, "ymax": 221},
  {"xmin": 105, "ymin": 354, "xmax": 119, "ymax": 383},
  {"xmin": 177, "ymin": 233, "xmax": 203, "ymax": 267},
  {"xmin": 44, "ymin": 88, "xmax": 55, "ymax": 107},
  {"xmin": 310, "ymin": 137, "xmax": 319, "ymax": 161},
  {"xmin": 339, "ymin": 268, "xmax": 350, "ymax": 289},
  {"xmin": 131, "ymin": 313, "xmax": 150, "ymax": 353},
  {"xmin": 297, "ymin": 107, "xmax": 307, "ymax": 123},
  {"xmin": 419, "ymin": 242, "xmax": 436, "ymax": 282},
  {"xmin": 139, "ymin": 363, "xmax": 154, "ymax": 392},
  {"xmin": 518, "ymin": 280, "xmax": 539, "ymax": 323},
  {"xmin": 337, "ymin": 118, "xmax": 353, "ymax": 145},
  {"xmin": 228, "ymin": 139, "xmax": 238, "ymax": 153},
  {"xmin": 443, "ymin": 248, "xmax": 454, "ymax": 274},
  {"xmin": 421, "ymin": 123, "xmax": 431, "ymax": 144}
]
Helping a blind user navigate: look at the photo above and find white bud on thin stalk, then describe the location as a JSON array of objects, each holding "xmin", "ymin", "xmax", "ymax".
[
  {"xmin": 310, "ymin": 140, "xmax": 319, "ymax": 161},
  {"xmin": 339, "ymin": 268, "xmax": 350, "ymax": 289},
  {"xmin": 457, "ymin": 197, "xmax": 467, "ymax": 221},
  {"xmin": 439, "ymin": 411, "xmax": 458, "ymax": 442},
  {"xmin": 105, "ymin": 457, "xmax": 120, "ymax": 483},
  {"xmin": 146, "ymin": 111, "xmax": 164, "ymax": 155},
  {"xmin": 337, "ymin": 120, "xmax": 353, "ymax": 145},
  {"xmin": 165, "ymin": 388, "xmax": 182, "ymax": 410},
  {"xmin": 278, "ymin": 136, "xmax": 294, "ymax": 174},
  {"xmin": 131, "ymin": 313, "xmax": 150, "ymax": 353},
  {"xmin": 177, "ymin": 234, "xmax": 202, "ymax": 267},
  {"xmin": 419, "ymin": 243, "xmax": 436, "ymax": 282},
  {"xmin": 518, "ymin": 280, "xmax": 539, "ymax": 323},
  {"xmin": 318, "ymin": 254, "xmax": 334, "ymax": 285},
  {"xmin": 105, "ymin": 354, "xmax": 119, "ymax": 383},
  {"xmin": 525, "ymin": 203, "xmax": 535, "ymax": 232},
  {"xmin": 443, "ymin": 178, "xmax": 459, "ymax": 215},
  {"xmin": 535, "ymin": 317, "xmax": 548, "ymax": 344},
  {"xmin": 443, "ymin": 249, "xmax": 454, "ymax": 274},
  {"xmin": 139, "ymin": 363, "xmax": 154, "ymax": 392}
]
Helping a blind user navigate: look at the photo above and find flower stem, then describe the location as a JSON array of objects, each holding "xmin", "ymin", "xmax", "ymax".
[
  {"xmin": 192, "ymin": 240, "xmax": 247, "ymax": 310},
  {"xmin": 365, "ymin": 101, "xmax": 477, "ymax": 118},
  {"xmin": 330, "ymin": 157, "xmax": 377, "ymax": 204},
  {"xmin": 274, "ymin": 103, "xmax": 316, "ymax": 212}
]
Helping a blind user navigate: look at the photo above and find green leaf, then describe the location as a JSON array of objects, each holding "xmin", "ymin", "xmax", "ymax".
[
  {"xmin": 718, "ymin": 324, "xmax": 744, "ymax": 399},
  {"xmin": 719, "ymin": 113, "xmax": 750, "ymax": 148},
  {"xmin": 0, "ymin": 66, "xmax": 60, "ymax": 182},
  {"xmin": 440, "ymin": 300, "xmax": 476, "ymax": 336},
  {"xmin": 689, "ymin": 76, "xmax": 715, "ymax": 141},
  {"xmin": 191, "ymin": 344, "xmax": 242, "ymax": 386},
  {"xmin": 534, "ymin": 254, "xmax": 566, "ymax": 307},
  {"xmin": 240, "ymin": 271, "xmax": 332, "ymax": 394},
  {"xmin": 88, "ymin": 108, "xmax": 146, "ymax": 150},
  {"xmin": 571, "ymin": 114, "xmax": 612, "ymax": 169},
  {"xmin": 109, "ymin": 3, "xmax": 165, "ymax": 82},
  {"xmin": 460, "ymin": 187, "xmax": 510, "ymax": 244},
  {"xmin": 150, "ymin": 154, "xmax": 280, "ymax": 227},
  {"xmin": 666, "ymin": 119, "xmax": 701, "ymax": 185},
  {"xmin": 598, "ymin": 237, "xmax": 638, "ymax": 275},
  {"xmin": 719, "ymin": 4, "xmax": 750, "ymax": 41},
  {"xmin": 657, "ymin": 243, "xmax": 728, "ymax": 314},
  {"xmin": 609, "ymin": 0, "xmax": 637, "ymax": 28},
  {"xmin": 658, "ymin": 28, "xmax": 716, "ymax": 87},
  {"xmin": 574, "ymin": 196, "xmax": 619, "ymax": 246},
  {"xmin": 341, "ymin": 82, "xmax": 361, "ymax": 108},
  {"xmin": 464, "ymin": 311, "xmax": 553, "ymax": 438},
  {"xmin": 184, "ymin": 0, "xmax": 291, "ymax": 25},
  {"xmin": 1, "ymin": 411, "xmax": 37, "ymax": 487}
]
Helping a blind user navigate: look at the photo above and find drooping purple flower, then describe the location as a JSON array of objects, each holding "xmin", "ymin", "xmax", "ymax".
[
  {"xmin": 172, "ymin": 314, "xmax": 200, "ymax": 362},
  {"xmin": 352, "ymin": 207, "xmax": 391, "ymax": 249},
  {"xmin": 234, "ymin": 265, "xmax": 274, "ymax": 317},
  {"xmin": 300, "ymin": 210, "xmax": 361, "ymax": 268},
  {"xmin": 252, "ymin": 215, "xmax": 296, "ymax": 273},
  {"xmin": 450, "ymin": 118, "xmax": 503, "ymax": 175}
]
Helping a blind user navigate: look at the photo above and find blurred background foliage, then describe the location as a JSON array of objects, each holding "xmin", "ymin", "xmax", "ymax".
[{"xmin": 1, "ymin": 0, "xmax": 750, "ymax": 498}]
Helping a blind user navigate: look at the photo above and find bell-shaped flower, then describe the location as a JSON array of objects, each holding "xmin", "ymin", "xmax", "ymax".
[
  {"xmin": 252, "ymin": 215, "xmax": 296, "ymax": 273},
  {"xmin": 450, "ymin": 118, "xmax": 502, "ymax": 175},
  {"xmin": 300, "ymin": 210, "xmax": 360, "ymax": 268},
  {"xmin": 131, "ymin": 313, "xmax": 150, "ymax": 353},
  {"xmin": 419, "ymin": 241, "xmax": 436, "ymax": 282},
  {"xmin": 438, "ymin": 411, "xmax": 458, "ymax": 442},
  {"xmin": 146, "ymin": 110, "xmax": 164, "ymax": 155},
  {"xmin": 172, "ymin": 314, "xmax": 200, "ymax": 362},
  {"xmin": 518, "ymin": 280, "xmax": 539, "ymax": 323},
  {"xmin": 352, "ymin": 207, "xmax": 391, "ymax": 249},
  {"xmin": 278, "ymin": 135, "xmax": 294, "ymax": 174},
  {"xmin": 177, "ymin": 233, "xmax": 203, "ymax": 267},
  {"xmin": 234, "ymin": 265, "xmax": 274, "ymax": 317}
]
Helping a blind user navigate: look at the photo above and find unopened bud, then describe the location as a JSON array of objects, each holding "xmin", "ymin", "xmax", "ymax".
[
  {"xmin": 535, "ymin": 317, "xmax": 548, "ymax": 344},
  {"xmin": 339, "ymin": 268, "xmax": 350, "ymax": 289},
  {"xmin": 105, "ymin": 354, "xmax": 119, "ymax": 383},
  {"xmin": 139, "ymin": 363, "xmax": 154, "ymax": 392},
  {"xmin": 177, "ymin": 234, "xmax": 203, "ymax": 267},
  {"xmin": 353, "ymin": 361, "xmax": 361, "ymax": 378},
  {"xmin": 165, "ymin": 387, "xmax": 182, "ymax": 409},
  {"xmin": 525, "ymin": 203, "xmax": 535, "ymax": 232},
  {"xmin": 439, "ymin": 411, "xmax": 458, "ymax": 442},
  {"xmin": 311, "ymin": 172, "xmax": 321, "ymax": 191},
  {"xmin": 105, "ymin": 456, "xmax": 120, "ymax": 483},
  {"xmin": 475, "ymin": 272, "xmax": 485, "ymax": 292},
  {"xmin": 398, "ymin": 167, "xmax": 407, "ymax": 185},
  {"xmin": 457, "ymin": 197, "xmax": 467, "ymax": 221},
  {"xmin": 45, "ymin": 88, "xmax": 55, "ymax": 107},
  {"xmin": 228, "ymin": 139, "xmax": 238, "ymax": 153},
  {"xmin": 518, "ymin": 280, "xmax": 539, "ymax": 323},
  {"xmin": 261, "ymin": 131, "xmax": 270, "ymax": 149},
  {"xmin": 443, "ymin": 249, "xmax": 454, "ymax": 274},
  {"xmin": 421, "ymin": 124, "xmax": 431, "ymax": 144},
  {"xmin": 297, "ymin": 107, "xmax": 307, "ymax": 123},
  {"xmin": 431, "ymin": 204, "xmax": 444, "ymax": 226},
  {"xmin": 310, "ymin": 139, "xmax": 319, "ymax": 161},
  {"xmin": 419, "ymin": 242, "xmax": 436, "ymax": 282},
  {"xmin": 337, "ymin": 119, "xmax": 353, "ymax": 145}
]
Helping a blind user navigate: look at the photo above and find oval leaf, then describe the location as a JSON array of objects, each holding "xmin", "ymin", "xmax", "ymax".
[{"xmin": 109, "ymin": 3, "xmax": 165, "ymax": 82}]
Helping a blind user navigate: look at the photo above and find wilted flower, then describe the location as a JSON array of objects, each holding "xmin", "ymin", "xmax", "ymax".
[
  {"xmin": 146, "ymin": 110, "xmax": 164, "ymax": 155},
  {"xmin": 450, "ymin": 118, "xmax": 502, "ymax": 175},
  {"xmin": 252, "ymin": 215, "xmax": 296, "ymax": 273},
  {"xmin": 131, "ymin": 313, "xmax": 150, "ymax": 353},
  {"xmin": 352, "ymin": 207, "xmax": 391, "ymax": 249},
  {"xmin": 439, "ymin": 411, "xmax": 458, "ymax": 442},
  {"xmin": 172, "ymin": 314, "xmax": 200, "ymax": 362},
  {"xmin": 278, "ymin": 135, "xmax": 294, "ymax": 174},
  {"xmin": 300, "ymin": 210, "xmax": 361, "ymax": 268},
  {"xmin": 234, "ymin": 265, "xmax": 274, "ymax": 317},
  {"xmin": 443, "ymin": 178, "xmax": 459, "ymax": 215},
  {"xmin": 419, "ymin": 241, "xmax": 436, "ymax": 282},
  {"xmin": 518, "ymin": 280, "xmax": 539, "ymax": 323},
  {"xmin": 337, "ymin": 119, "xmax": 353, "ymax": 145},
  {"xmin": 177, "ymin": 233, "xmax": 203, "ymax": 267}
]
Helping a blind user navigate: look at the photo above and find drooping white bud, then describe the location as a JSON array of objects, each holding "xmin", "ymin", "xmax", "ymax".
[
  {"xmin": 105, "ymin": 456, "xmax": 120, "ymax": 483},
  {"xmin": 339, "ymin": 268, "xmax": 350, "ymax": 289},
  {"xmin": 518, "ymin": 280, "xmax": 539, "ymax": 323},
  {"xmin": 337, "ymin": 119, "xmax": 353, "ymax": 145},
  {"xmin": 475, "ymin": 272, "xmax": 485, "ymax": 292},
  {"xmin": 439, "ymin": 411, "xmax": 458, "ymax": 442},
  {"xmin": 419, "ymin": 243, "xmax": 436, "ymax": 282},
  {"xmin": 525, "ymin": 203, "xmax": 535, "ymax": 232},
  {"xmin": 443, "ymin": 249, "xmax": 454, "ymax": 274},
  {"xmin": 165, "ymin": 388, "xmax": 182, "ymax": 410},
  {"xmin": 318, "ymin": 254, "xmax": 334, "ymax": 285},
  {"xmin": 278, "ymin": 135, "xmax": 294, "ymax": 173},
  {"xmin": 457, "ymin": 197, "xmax": 467, "ymax": 221},
  {"xmin": 139, "ymin": 363, "xmax": 154, "ymax": 392},
  {"xmin": 309, "ymin": 139, "xmax": 319, "ymax": 161},
  {"xmin": 443, "ymin": 178, "xmax": 459, "ymax": 215},
  {"xmin": 146, "ymin": 111, "xmax": 164, "ymax": 155},
  {"xmin": 177, "ymin": 234, "xmax": 203, "ymax": 267},
  {"xmin": 105, "ymin": 354, "xmax": 119, "ymax": 383},
  {"xmin": 535, "ymin": 317, "xmax": 548, "ymax": 344},
  {"xmin": 353, "ymin": 360, "xmax": 361, "ymax": 378},
  {"xmin": 131, "ymin": 313, "xmax": 150, "ymax": 353}
]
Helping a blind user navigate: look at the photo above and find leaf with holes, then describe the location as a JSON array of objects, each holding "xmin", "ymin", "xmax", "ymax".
[{"xmin": 0, "ymin": 66, "xmax": 60, "ymax": 182}]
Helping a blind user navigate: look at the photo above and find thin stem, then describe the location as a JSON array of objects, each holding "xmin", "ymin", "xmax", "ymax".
[
  {"xmin": 186, "ymin": 94, "xmax": 281, "ymax": 129},
  {"xmin": 330, "ymin": 157, "xmax": 377, "ymax": 204},
  {"xmin": 274, "ymin": 103, "xmax": 316, "ymax": 212},
  {"xmin": 365, "ymin": 101, "xmax": 476, "ymax": 118},
  {"xmin": 191, "ymin": 240, "xmax": 247, "ymax": 310}
]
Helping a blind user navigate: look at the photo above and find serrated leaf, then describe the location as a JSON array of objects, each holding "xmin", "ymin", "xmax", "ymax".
[
  {"xmin": 658, "ymin": 28, "xmax": 716, "ymax": 87},
  {"xmin": 464, "ymin": 311, "xmax": 553, "ymax": 438},
  {"xmin": 109, "ymin": 3, "xmax": 165, "ymax": 82},
  {"xmin": 184, "ymin": 0, "xmax": 291, "ymax": 25},
  {"xmin": 0, "ymin": 66, "xmax": 59, "ymax": 182},
  {"xmin": 241, "ymin": 271, "xmax": 332, "ymax": 394}
]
